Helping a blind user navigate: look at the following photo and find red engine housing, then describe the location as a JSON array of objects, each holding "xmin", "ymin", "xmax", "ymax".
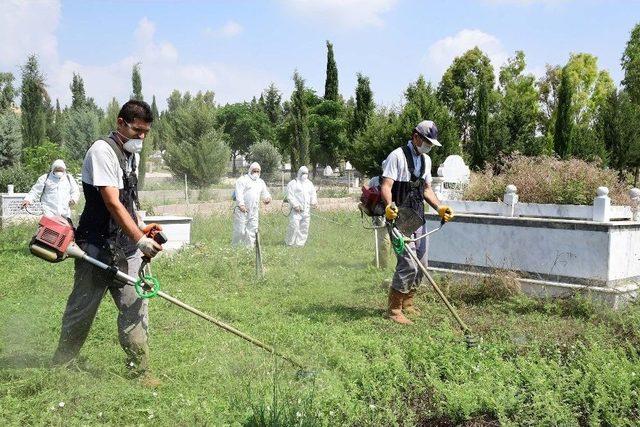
[{"xmin": 34, "ymin": 216, "xmax": 75, "ymax": 255}]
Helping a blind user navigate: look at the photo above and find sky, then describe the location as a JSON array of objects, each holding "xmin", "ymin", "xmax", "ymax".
[{"xmin": 1, "ymin": 0, "xmax": 639, "ymax": 111}]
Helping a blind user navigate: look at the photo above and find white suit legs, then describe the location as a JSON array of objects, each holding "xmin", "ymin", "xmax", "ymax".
[
  {"xmin": 232, "ymin": 209, "xmax": 259, "ymax": 247},
  {"xmin": 285, "ymin": 211, "xmax": 310, "ymax": 247}
]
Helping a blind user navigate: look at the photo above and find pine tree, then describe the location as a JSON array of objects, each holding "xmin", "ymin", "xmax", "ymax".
[
  {"xmin": 324, "ymin": 41, "xmax": 339, "ymax": 101},
  {"xmin": 351, "ymin": 73, "xmax": 374, "ymax": 139},
  {"xmin": 70, "ymin": 73, "xmax": 86, "ymax": 110},
  {"xmin": 20, "ymin": 55, "xmax": 48, "ymax": 150},
  {"xmin": 554, "ymin": 67, "xmax": 574, "ymax": 158},
  {"xmin": 131, "ymin": 63, "xmax": 143, "ymax": 101},
  {"xmin": 262, "ymin": 83, "xmax": 283, "ymax": 126}
]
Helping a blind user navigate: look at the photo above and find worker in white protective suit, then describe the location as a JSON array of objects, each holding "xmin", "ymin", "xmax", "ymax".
[
  {"xmin": 285, "ymin": 166, "xmax": 318, "ymax": 247},
  {"xmin": 232, "ymin": 162, "xmax": 272, "ymax": 247},
  {"xmin": 22, "ymin": 159, "xmax": 80, "ymax": 221}
]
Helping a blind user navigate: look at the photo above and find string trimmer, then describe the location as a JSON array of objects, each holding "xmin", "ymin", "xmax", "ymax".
[
  {"xmin": 29, "ymin": 216, "xmax": 312, "ymax": 376},
  {"xmin": 389, "ymin": 209, "xmax": 478, "ymax": 349}
]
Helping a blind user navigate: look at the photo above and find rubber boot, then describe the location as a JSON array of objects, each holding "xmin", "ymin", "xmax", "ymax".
[
  {"xmin": 403, "ymin": 289, "xmax": 421, "ymax": 316},
  {"xmin": 387, "ymin": 288, "xmax": 412, "ymax": 325}
]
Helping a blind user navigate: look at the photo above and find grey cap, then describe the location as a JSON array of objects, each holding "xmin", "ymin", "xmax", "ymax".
[{"xmin": 414, "ymin": 120, "xmax": 441, "ymax": 147}]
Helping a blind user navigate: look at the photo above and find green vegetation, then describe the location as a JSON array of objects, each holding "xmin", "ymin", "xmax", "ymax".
[{"xmin": 2, "ymin": 213, "xmax": 640, "ymax": 425}]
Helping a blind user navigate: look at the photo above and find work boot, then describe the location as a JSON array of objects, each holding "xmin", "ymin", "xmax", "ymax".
[
  {"xmin": 403, "ymin": 290, "xmax": 421, "ymax": 316},
  {"xmin": 386, "ymin": 288, "xmax": 412, "ymax": 325}
]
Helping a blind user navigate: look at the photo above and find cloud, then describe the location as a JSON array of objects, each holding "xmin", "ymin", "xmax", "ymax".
[
  {"xmin": 45, "ymin": 17, "xmax": 273, "ymax": 110},
  {"xmin": 0, "ymin": 0, "xmax": 61, "ymax": 68},
  {"xmin": 204, "ymin": 20, "xmax": 244, "ymax": 38},
  {"xmin": 280, "ymin": 0, "xmax": 398, "ymax": 29},
  {"xmin": 425, "ymin": 29, "xmax": 509, "ymax": 81}
]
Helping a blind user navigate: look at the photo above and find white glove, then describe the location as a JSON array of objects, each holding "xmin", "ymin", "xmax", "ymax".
[{"xmin": 137, "ymin": 235, "xmax": 161, "ymax": 258}]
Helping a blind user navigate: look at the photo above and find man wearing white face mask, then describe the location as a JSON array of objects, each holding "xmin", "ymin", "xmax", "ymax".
[
  {"xmin": 22, "ymin": 159, "xmax": 80, "ymax": 221},
  {"xmin": 53, "ymin": 100, "xmax": 163, "ymax": 386},
  {"xmin": 285, "ymin": 165, "xmax": 317, "ymax": 247},
  {"xmin": 232, "ymin": 162, "xmax": 272, "ymax": 247},
  {"xmin": 380, "ymin": 120, "xmax": 454, "ymax": 325}
]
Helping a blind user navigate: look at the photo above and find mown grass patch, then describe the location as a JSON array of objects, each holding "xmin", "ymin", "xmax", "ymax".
[{"xmin": 1, "ymin": 213, "xmax": 639, "ymax": 425}]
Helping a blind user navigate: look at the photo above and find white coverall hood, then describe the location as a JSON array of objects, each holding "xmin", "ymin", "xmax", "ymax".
[
  {"xmin": 297, "ymin": 166, "xmax": 309, "ymax": 181},
  {"xmin": 51, "ymin": 159, "xmax": 67, "ymax": 173}
]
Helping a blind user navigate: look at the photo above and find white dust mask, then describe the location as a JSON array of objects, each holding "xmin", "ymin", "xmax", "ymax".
[{"xmin": 123, "ymin": 138, "xmax": 143, "ymax": 154}]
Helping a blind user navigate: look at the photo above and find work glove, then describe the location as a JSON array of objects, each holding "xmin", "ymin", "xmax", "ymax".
[
  {"xmin": 238, "ymin": 205, "xmax": 248, "ymax": 213},
  {"xmin": 137, "ymin": 235, "xmax": 162, "ymax": 258},
  {"xmin": 141, "ymin": 222, "xmax": 163, "ymax": 238},
  {"xmin": 385, "ymin": 203, "xmax": 399, "ymax": 221},
  {"xmin": 437, "ymin": 205, "xmax": 454, "ymax": 222}
]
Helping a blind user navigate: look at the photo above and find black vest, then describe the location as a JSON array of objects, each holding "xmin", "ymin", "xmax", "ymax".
[
  {"xmin": 391, "ymin": 145, "xmax": 426, "ymax": 220},
  {"xmin": 76, "ymin": 135, "xmax": 140, "ymax": 261}
]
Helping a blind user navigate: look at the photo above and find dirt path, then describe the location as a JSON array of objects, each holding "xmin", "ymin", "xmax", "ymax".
[{"xmin": 152, "ymin": 197, "xmax": 358, "ymax": 216}]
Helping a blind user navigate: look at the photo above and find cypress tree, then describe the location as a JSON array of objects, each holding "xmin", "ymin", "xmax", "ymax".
[
  {"xmin": 351, "ymin": 73, "xmax": 374, "ymax": 139},
  {"xmin": 471, "ymin": 79, "xmax": 489, "ymax": 170},
  {"xmin": 554, "ymin": 67, "xmax": 573, "ymax": 158},
  {"xmin": 151, "ymin": 95, "xmax": 159, "ymax": 121},
  {"xmin": 131, "ymin": 63, "xmax": 143, "ymax": 101},
  {"xmin": 70, "ymin": 73, "xmax": 86, "ymax": 110},
  {"xmin": 324, "ymin": 41, "xmax": 339, "ymax": 101},
  {"xmin": 20, "ymin": 54, "xmax": 47, "ymax": 150},
  {"xmin": 291, "ymin": 71, "xmax": 310, "ymax": 174}
]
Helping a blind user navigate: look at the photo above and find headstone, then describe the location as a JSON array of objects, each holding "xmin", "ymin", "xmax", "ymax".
[
  {"xmin": 323, "ymin": 165, "xmax": 333, "ymax": 177},
  {"xmin": 345, "ymin": 161, "xmax": 353, "ymax": 171},
  {"xmin": 1, "ymin": 190, "xmax": 43, "ymax": 227},
  {"xmin": 435, "ymin": 155, "xmax": 470, "ymax": 201}
]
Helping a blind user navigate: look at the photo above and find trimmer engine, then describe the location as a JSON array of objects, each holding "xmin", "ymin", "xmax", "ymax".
[{"xmin": 29, "ymin": 216, "xmax": 75, "ymax": 262}]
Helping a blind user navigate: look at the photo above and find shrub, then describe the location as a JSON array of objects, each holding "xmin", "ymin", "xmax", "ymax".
[
  {"xmin": 464, "ymin": 153, "xmax": 630, "ymax": 205},
  {"xmin": 0, "ymin": 111, "xmax": 22, "ymax": 167},
  {"xmin": 23, "ymin": 139, "xmax": 79, "ymax": 176},
  {"xmin": 247, "ymin": 140, "xmax": 282, "ymax": 178},
  {"xmin": 164, "ymin": 128, "xmax": 230, "ymax": 187},
  {"xmin": 0, "ymin": 164, "xmax": 40, "ymax": 193}
]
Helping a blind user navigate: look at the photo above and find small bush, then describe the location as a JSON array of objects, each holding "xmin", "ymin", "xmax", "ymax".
[
  {"xmin": 247, "ymin": 140, "xmax": 282, "ymax": 179},
  {"xmin": 0, "ymin": 164, "xmax": 40, "ymax": 193},
  {"xmin": 464, "ymin": 153, "xmax": 630, "ymax": 205}
]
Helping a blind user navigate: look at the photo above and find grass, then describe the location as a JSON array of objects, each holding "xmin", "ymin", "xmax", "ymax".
[{"xmin": 1, "ymin": 213, "xmax": 640, "ymax": 425}]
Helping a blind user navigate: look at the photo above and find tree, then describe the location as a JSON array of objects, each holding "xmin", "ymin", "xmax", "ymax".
[
  {"xmin": 324, "ymin": 41, "xmax": 339, "ymax": 101},
  {"xmin": 0, "ymin": 72, "xmax": 16, "ymax": 112},
  {"xmin": 46, "ymin": 99, "xmax": 64, "ymax": 146},
  {"xmin": 537, "ymin": 65, "xmax": 562, "ymax": 152},
  {"xmin": 622, "ymin": 23, "xmax": 640, "ymax": 104},
  {"xmin": 554, "ymin": 67, "xmax": 573, "ymax": 158},
  {"xmin": 70, "ymin": 73, "xmax": 86, "ymax": 110},
  {"xmin": 247, "ymin": 140, "xmax": 282, "ymax": 178},
  {"xmin": 131, "ymin": 63, "xmax": 143, "ymax": 101},
  {"xmin": 63, "ymin": 107, "xmax": 100, "ymax": 162},
  {"xmin": 163, "ymin": 99, "xmax": 229, "ymax": 187},
  {"xmin": 151, "ymin": 95, "xmax": 159, "ymax": 121},
  {"xmin": 471, "ymin": 79, "xmax": 489, "ymax": 170},
  {"xmin": 289, "ymin": 71, "xmax": 311, "ymax": 175},
  {"xmin": 261, "ymin": 83, "xmax": 283, "ymax": 126},
  {"xmin": 349, "ymin": 108, "xmax": 399, "ymax": 177},
  {"xmin": 217, "ymin": 102, "xmax": 273, "ymax": 176},
  {"xmin": 0, "ymin": 111, "xmax": 22, "ymax": 167},
  {"xmin": 350, "ymin": 73, "xmax": 374, "ymax": 141},
  {"xmin": 309, "ymin": 99, "xmax": 347, "ymax": 172},
  {"xmin": 493, "ymin": 51, "xmax": 540, "ymax": 156},
  {"xmin": 438, "ymin": 47, "xmax": 495, "ymax": 149},
  {"xmin": 20, "ymin": 55, "xmax": 48, "ymax": 150},
  {"xmin": 100, "ymin": 97, "xmax": 120, "ymax": 136}
]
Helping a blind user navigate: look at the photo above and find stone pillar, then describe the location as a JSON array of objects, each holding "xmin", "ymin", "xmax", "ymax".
[
  {"xmin": 7, "ymin": 185, "xmax": 14, "ymax": 194},
  {"xmin": 592, "ymin": 187, "xmax": 611, "ymax": 222},
  {"xmin": 503, "ymin": 184, "xmax": 518, "ymax": 217},
  {"xmin": 630, "ymin": 188, "xmax": 640, "ymax": 221}
]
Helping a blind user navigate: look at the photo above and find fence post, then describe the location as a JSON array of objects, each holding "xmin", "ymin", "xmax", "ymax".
[
  {"xmin": 503, "ymin": 184, "xmax": 518, "ymax": 217},
  {"xmin": 630, "ymin": 188, "xmax": 640, "ymax": 221},
  {"xmin": 592, "ymin": 186, "xmax": 610, "ymax": 222},
  {"xmin": 184, "ymin": 174, "xmax": 189, "ymax": 205}
]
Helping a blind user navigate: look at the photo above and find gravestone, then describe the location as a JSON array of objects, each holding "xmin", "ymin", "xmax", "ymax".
[
  {"xmin": 1, "ymin": 185, "xmax": 43, "ymax": 227},
  {"xmin": 434, "ymin": 155, "xmax": 470, "ymax": 201},
  {"xmin": 323, "ymin": 165, "xmax": 333, "ymax": 177}
]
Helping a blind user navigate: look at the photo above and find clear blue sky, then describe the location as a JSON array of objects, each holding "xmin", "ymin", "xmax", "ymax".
[{"xmin": 1, "ymin": 0, "xmax": 639, "ymax": 110}]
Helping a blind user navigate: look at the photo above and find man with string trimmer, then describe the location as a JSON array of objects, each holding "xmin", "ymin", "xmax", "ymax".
[
  {"xmin": 52, "ymin": 101, "xmax": 163, "ymax": 386},
  {"xmin": 380, "ymin": 120, "xmax": 454, "ymax": 325}
]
